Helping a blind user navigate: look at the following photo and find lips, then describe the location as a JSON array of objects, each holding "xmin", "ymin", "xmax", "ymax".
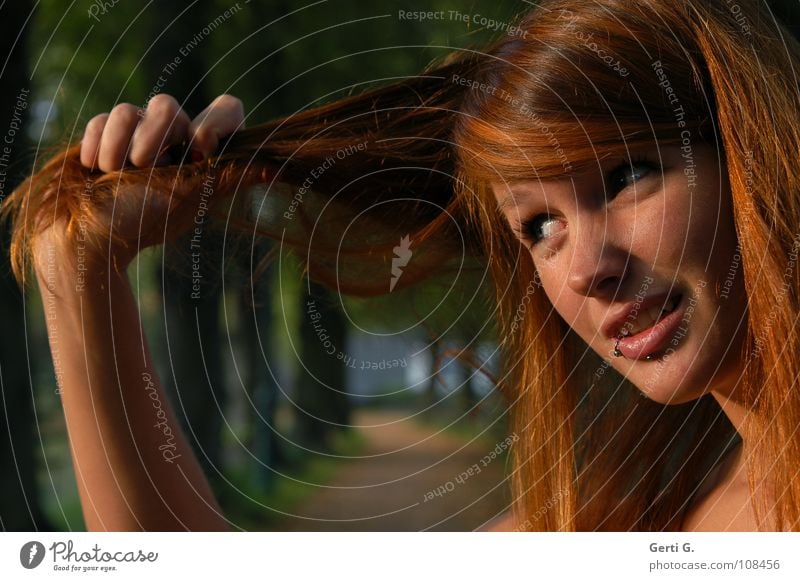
[
  {"xmin": 602, "ymin": 292, "xmax": 683, "ymax": 340},
  {"xmin": 619, "ymin": 294, "xmax": 681, "ymax": 336},
  {"xmin": 611, "ymin": 293, "xmax": 686, "ymax": 360}
]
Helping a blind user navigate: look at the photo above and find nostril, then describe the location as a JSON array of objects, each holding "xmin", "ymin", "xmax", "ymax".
[
  {"xmin": 575, "ymin": 273, "xmax": 623, "ymax": 301},
  {"xmin": 596, "ymin": 275, "xmax": 623, "ymax": 296},
  {"xmin": 565, "ymin": 244, "xmax": 629, "ymax": 298}
]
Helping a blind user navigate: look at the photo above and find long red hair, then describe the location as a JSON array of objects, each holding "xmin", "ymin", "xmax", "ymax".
[{"xmin": 4, "ymin": 0, "xmax": 800, "ymax": 530}]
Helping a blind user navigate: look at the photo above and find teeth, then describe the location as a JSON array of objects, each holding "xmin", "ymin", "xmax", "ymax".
[
  {"xmin": 622, "ymin": 306, "xmax": 663, "ymax": 336},
  {"xmin": 619, "ymin": 295, "xmax": 680, "ymax": 337}
]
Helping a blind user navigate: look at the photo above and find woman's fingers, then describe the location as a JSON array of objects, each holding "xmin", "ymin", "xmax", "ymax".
[
  {"xmin": 79, "ymin": 93, "xmax": 243, "ymax": 171},
  {"xmin": 129, "ymin": 94, "xmax": 191, "ymax": 167},
  {"xmin": 95, "ymin": 103, "xmax": 142, "ymax": 172},
  {"xmin": 80, "ymin": 113, "xmax": 110, "ymax": 169},
  {"xmin": 188, "ymin": 94, "xmax": 245, "ymax": 159}
]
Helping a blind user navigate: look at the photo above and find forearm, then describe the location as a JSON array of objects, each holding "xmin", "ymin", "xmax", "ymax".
[{"xmin": 37, "ymin": 258, "xmax": 228, "ymax": 531}]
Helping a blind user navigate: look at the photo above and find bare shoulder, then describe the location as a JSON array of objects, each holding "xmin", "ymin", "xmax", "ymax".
[{"xmin": 478, "ymin": 511, "xmax": 515, "ymax": 532}]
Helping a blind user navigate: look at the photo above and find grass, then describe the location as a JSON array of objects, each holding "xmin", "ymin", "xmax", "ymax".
[
  {"xmin": 217, "ymin": 427, "xmax": 367, "ymax": 531},
  {"xmin": 38, "ymin": 423, "xmax": 365, "ymax": 531}
]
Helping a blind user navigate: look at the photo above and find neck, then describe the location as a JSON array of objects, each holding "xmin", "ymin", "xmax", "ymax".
[
  {"xmin": 709, "ymin": 389, "xmax": 752, "ymax": 487},
  {"xmin": 709, "ymin": 388, "xmax": 782, "ymax": 530}
]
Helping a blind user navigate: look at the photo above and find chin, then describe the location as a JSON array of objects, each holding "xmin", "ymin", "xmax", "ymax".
[
  {"xmin": 634, "ymin": 383, "xmax": 703, "ymax": 405},
  {"xmin": 622, "ymin": 350, "xmax": 719, "ymax": 405}
]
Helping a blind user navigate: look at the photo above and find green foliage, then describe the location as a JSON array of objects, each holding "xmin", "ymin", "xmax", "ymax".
[
  {"xmin": 31, "ymin": 0, "xmax": 524, "ymax": 135},
  {"xmin": 220, "ymin": 426, "xmax": 366, "ymax": 530}
]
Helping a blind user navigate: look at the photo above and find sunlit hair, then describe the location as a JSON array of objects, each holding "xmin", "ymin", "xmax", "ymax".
[
  {"xmin": 3, "ymin": 0, "xmax": 800, "ymax": 530},
  {"xmin": 455, "ymin": 0, "xmax": 800, "ymax": 531}
]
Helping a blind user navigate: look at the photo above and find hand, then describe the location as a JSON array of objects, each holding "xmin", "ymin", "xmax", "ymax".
[
  {"xmin": 80, "ymin": 93, "xmax": 244, "ymax": 171},
  {"xmin": 33, "ymin": 94, "xmax": 245, "ymax": 280}
]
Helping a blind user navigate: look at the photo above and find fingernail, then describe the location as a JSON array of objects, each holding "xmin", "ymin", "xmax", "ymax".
[{"xmin": 190, "ymin": 149, "xmax": 206, "ymax": 163}]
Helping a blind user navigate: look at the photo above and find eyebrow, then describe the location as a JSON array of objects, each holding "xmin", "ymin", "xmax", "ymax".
[{"xmin": 496, "ymin": 189, "xmax": 531, "ymax": 213}]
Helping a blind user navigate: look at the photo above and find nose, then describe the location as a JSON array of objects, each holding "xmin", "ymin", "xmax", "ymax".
[{"xmin": 566, "ymin": 218, "xmax": 629, "ymax": 299}]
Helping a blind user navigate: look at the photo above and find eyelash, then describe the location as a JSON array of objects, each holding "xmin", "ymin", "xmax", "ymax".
[
  {"xmin": 519, "ymin": 157, "xmax": 659, "ymax": 248},
  {"xmin": 519, "ymin": 214, "xmax": 560, "ymax": 250},
  {"xmin": 607, "ymin": 156, "xmax": 657, "ymax": 198}
]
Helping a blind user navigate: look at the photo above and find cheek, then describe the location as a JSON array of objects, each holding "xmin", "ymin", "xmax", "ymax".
[
  {"xmin": 535, "ymin": 262, "xmax": 591, "ymax": 335},
  {"xmin": 638, "ymin": 174, "xmax": 729, "ymax": 270}
]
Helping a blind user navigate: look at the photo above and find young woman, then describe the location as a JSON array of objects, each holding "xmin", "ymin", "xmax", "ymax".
[{"xmin": 4, "ymin": 0, "xmax": 799, "ymax": 531}]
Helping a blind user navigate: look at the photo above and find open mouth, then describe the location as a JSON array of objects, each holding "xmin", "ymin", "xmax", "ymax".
[
  {"xmin": 614, "ymin": 292, "xmax": 686, "ymax": 361},
  {"xmin": 619, "ymin": 293, "xmax": 682, "ymax": 338}
]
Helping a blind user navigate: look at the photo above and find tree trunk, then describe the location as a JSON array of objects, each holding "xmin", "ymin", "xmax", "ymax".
[
  {"xmin": 0, "ymin": 0, "xmax": 52, "ymax": 531},
  {"xmin": 296, "ymin": 281, "xmax": 350, "ymax": 450},
  {"xmin": 238, "ymin": 240, "xmax": 282, "ymax": 490}
]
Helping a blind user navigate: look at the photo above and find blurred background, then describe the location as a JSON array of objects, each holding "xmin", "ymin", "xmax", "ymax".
[{"xmin": 0, "ymin": 0, "xmax": 525, "ymax": 532}]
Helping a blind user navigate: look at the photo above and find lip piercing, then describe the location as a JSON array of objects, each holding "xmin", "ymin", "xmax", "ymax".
[
  {"xmin": 611, "ymin": 329, "xmax": 657, "ymax": 360},
  {"xmin": 613, "ymin": 343, "xmax": 657, "ymax": 360},
  {"xmin": 612, "ymin": 327, "xmax": 629, "ymax": 357},
  {"xmin": 612, "ymin": 323, "xmax": 663, "ymax": 360}
]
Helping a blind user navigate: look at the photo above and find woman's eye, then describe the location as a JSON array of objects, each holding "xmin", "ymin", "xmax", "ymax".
[
  {"xmin": 606, "ymin": 160, "xmax": 657, "ymax": 196},
  {"xmin": 520, "ymin": 214, "xmax": 564, "ymax": 247}
]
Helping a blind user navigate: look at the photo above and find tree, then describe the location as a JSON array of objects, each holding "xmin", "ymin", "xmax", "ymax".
[
  {"xmin": 296, "ymin": 280, "xmax": 350, "ymax": 450},
  {"xmin": 0, "ymin": 0, "xmax": 52, "ymax": 531}
]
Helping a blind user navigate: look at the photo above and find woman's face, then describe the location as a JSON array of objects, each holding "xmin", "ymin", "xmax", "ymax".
[{"xmin": 493, "ymin": 143, "xmax": 748, "ymax": 404}]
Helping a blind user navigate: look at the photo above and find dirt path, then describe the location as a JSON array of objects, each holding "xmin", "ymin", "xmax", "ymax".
[{"xmin": 273, "ymin": 409, "xmax": 512, "ymax": 531}]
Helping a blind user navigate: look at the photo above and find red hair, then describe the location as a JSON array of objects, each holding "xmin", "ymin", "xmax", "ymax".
[{"xmin": 454, "ymin": 0, "xmax": 800, "ymax": 530}]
